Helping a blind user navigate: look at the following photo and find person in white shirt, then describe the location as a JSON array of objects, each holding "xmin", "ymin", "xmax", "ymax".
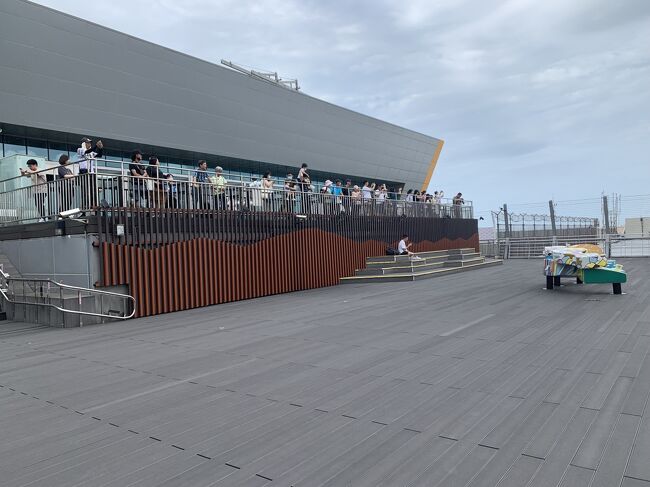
[
  {"xmin": 398, "ymin": 234, "xmax": 422, "ymax": 260},
  {"xmin": 20, "ymin": 159, "xmax": 49, "ymax": 221},
  {"xmin": 77, "ymin": 137, "xmax": 103, "ymax": 211},
  {"xmin": 249, "ymin": 177, "xmax": 263, "ymax": 210},
  {"xmin": 361, "ymin": 181, "xmax": 373, "ymax": 199}
]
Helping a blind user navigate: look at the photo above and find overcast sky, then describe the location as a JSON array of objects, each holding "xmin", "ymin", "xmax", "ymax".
[{"xmin": 37, "ymin": 0, "xmax": 650, "ymax": 220}]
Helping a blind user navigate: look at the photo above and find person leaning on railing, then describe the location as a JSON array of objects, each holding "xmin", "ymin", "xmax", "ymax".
[
  {"xmin": 165, "ymin": 174, "xmax": 178, "ymax": 209},
  {"xmin": 19, "ymin": 159, "xmax": 49, "ymax": 222},
  {"xmin": 77, "ymin": 137, "xmax": 103, "ymax": 209},
  {"xmin": 261, "ymin": 171, "xmax": 274, "ymax": 212},
  {"xmin": 57, "ymin": 154, "xmax": 75, "ymax": 214},
  {"xmin": 283, "ymin": 173, "xmax": 297, "ymax": 212},
  {"xmin": 452, "ymin": 192, "xmax": 464, "ymax": 218},
  {"xmin": 146, "ymin": 156, "xmax": 166, "ymax": 209},
  {"xmin": 192, "ymin": 160, "xmax": 210, "ymax": 210},
  {"xmin": 209, "ymin": 166, "xmax": 227, "ymax": 210},
  {"xmin": 297, "ymin": 163, "xmax": 311, "ymax": 213},
  {"xmin": 128, "ymin": 150, "xmax": 148, "ymax": 208}
]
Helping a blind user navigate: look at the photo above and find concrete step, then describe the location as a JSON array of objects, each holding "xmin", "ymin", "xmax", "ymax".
[
  {"xmin": 446, "ymin": 252, "xmax": 482, "ymax": 261},
  {"xmin": 356, "ymin": 261, "xmax": 446, "ymax": 276},
  {"xmin": 365, "ymin": 252, "xmax": 482, "ymax": 270},
  {"xmin": 340, "ymin": 259, "xmax": 504, "ymax": 284},
  {"xmin": 366, "ymin": 254, "xmax": 448, "ymax": 268},
  {"xmin": 447, "ymin": 248, "xmax": 477, "ymax": 254},
  {"xmin": 365, "ymin": 248, "xmax": 476, "ymax": 264},
  {"xmin": 443, "ymin": 257, "xmax": 486, "ymax": 268}
]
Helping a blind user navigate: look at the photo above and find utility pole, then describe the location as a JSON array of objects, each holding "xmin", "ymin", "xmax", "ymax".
[
  {"xmin": 602, "ymin": 195, "xmax": 611, "ymax": 235},
  {"xmin": 548, "ymin": 200, "xmax": 557, "ymax": 236}
]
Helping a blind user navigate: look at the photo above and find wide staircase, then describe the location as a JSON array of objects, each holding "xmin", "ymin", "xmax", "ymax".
[{"xmin": 340, "ymin": 248, "xmax": 503, "ymax": 284}]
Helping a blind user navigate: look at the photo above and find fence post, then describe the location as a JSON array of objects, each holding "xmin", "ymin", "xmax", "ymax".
[
  {"xmin": 602, "ymin": 195, "xmax": 611, "ymax": 235},
  {"xmin": 503, "ymin": 204, "xmax": 510, "ymax": 238},
  {"xmin": 549, "ymin": 200, "xmax": 557, "ymax": 236}
]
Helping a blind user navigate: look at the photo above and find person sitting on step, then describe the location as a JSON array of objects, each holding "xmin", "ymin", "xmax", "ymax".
[{"xmin": 398, "ymin": 234, "xmax": 422, "ymax": 260}]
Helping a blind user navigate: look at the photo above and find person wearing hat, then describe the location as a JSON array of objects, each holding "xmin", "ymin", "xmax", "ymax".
[
  {"xmin": 350, "ymin": 184, "xmax": 362, "ymax": 215},
  {"xmin": 19, "ymin": 158, "xmax": 49, "ymax": 222}
]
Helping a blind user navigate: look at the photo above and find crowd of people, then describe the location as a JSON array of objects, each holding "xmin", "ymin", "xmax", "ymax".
[{"xmin": 17, "ymin": 142, "xmax": 468, "ymax": 220}]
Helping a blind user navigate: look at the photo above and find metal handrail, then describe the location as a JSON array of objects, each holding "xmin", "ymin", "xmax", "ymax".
[
  {"xmin": 6, "ymin": 155, "xmax": 471, "ymax": 205},
  {"xmin": 0, "ymin": 173, "xmax": 474, "ymax": 225},
  {"xmin": 0, "ymin": 265, "xmax": 136, "ymax": 323}
]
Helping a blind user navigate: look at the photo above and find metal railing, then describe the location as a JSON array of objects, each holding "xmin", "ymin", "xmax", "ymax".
[
  {"xmin": 0, "ymin": 265, "xmax": 136, "ymax": 324},
  {"xmin": 1, "ymin": 157, "xmax": 470, "ymax": 207},
  {"xmin": 483, "ymin": 234, "xmax": 650, "ymax": 259},
  {"xmin": 0, "ymin": 172, "xmax": 474, "ymax": 225}
]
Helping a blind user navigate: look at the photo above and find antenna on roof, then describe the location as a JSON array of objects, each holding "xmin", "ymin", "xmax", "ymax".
[{"xmin": 221, "ymin": 60, "xmax": 300, "ymax": 91}]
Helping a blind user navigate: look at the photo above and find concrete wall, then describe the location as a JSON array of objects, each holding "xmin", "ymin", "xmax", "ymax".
[
  {"xmin": 0, "ymin": 0, "xmax": 442, "ymax": 190},
  {"xmin": 0, "ymin": 233, "xmax": 99, "ymax": 288}
]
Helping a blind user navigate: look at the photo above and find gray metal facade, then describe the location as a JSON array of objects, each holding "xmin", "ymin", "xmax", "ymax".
[{"xmin": 0, "ymin": 0, "xmax": 443, "ymax": 190}]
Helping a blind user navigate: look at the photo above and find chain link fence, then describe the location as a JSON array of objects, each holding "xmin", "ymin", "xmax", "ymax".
[{"xmin": 481, "ymin": 193, "xmax": 650, "ymax": 258}]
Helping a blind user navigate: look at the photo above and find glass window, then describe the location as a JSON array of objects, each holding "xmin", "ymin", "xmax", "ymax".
[
  {"xmin": 26, "ymin": 138, "xmax": 48, "ymax": 158},
  {"xmin": 103, "ymin": 149, "xmax": 122, "ymax": 162},
  {"xmin": 3, "ymin": 136, "xmax": 26, "ymax": 157},
  {"xmin": 48, "ymin": 141, "xmax": 69, "ymax": 162}
]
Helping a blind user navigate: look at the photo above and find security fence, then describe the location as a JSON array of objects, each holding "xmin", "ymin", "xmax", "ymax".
[{"xmin": 481, "ymin": 234, "xmax": 650, "ymax": 259}]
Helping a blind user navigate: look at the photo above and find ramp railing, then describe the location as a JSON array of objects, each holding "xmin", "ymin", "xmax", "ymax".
[{"xmin": 0, "ymin": 265, "xmax": 136, "ymax": 325}]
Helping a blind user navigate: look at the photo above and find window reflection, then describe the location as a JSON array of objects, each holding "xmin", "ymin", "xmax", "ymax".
[
  {"xmin": 48, "ymin": 141, "xmax": 68, "ymax": 161},
  {"xmin": 3, "ymin": 136, "xmax": 26, "ymax": 156},
  {"xmin": 26, "ymin": 139, "xmax": 48, "ymax": 158}
]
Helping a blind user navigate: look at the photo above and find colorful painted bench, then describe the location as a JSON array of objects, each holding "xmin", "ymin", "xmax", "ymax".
[{"xmin": 544, "ymin": 245, "xmax": 627, "ymax": 294}]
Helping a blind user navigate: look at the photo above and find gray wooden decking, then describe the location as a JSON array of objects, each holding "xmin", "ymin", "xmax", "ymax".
[{"xmin": 1, "ymin": 259, "xmax": 649, "ymax": 486}]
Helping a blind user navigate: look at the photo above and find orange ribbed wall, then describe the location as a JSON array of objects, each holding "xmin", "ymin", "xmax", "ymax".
[{"xmin": 101, "ymin": 227, "xmax": 478, "ymax": 318}]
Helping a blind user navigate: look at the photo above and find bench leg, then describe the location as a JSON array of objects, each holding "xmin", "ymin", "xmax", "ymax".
[
  {"xmin": 546, "ymin": 276, "xmax": 554, "ymax": 290},
  {"xmin": 553, "ymin": 276, "xmax": 561, "ymax": 287},
  {"xmin": 613, "ymin": 283, "xmax": 622, "ymax": 295}
]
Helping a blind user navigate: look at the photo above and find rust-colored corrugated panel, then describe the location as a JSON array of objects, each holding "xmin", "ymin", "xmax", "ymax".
[
  {"xmin": 136, "ymin": 247, "xmax": 146, "ymax": 318},
  {"xmin": 215, "ymin": 240, "xmax": 222, "ymax": 304},
  {"xmin": 175, "ymin": 242, "xmax": 189, "ymax": 309},
  {"xmin": 196, "ymin": 239, "xmax": 203, "ymax": 308},
  {"xmin": 115, "ymin": 243, "xmax": 123, "ymax": 285},
  {"xmin": 235, "ymin": 244, "xmax": 243, "ymax": 302},
  {"xmin": 172, "ymin": 242, "xmax": 180, "ymax": 312},
  {"xmin": 249, "ymin": 242, "xmax": 256, "ymax": 299},
  {"xmin": 191, "ymin": 239, "xmax": 199, "ymax": 309},
  {"xmin": 185, "ymin": 240, "xmax": 192, "ymax": 310},
  {"xmin": 213, "ymin": 239, "xmax": 219, "ymax": 304},
  {"xmin": 223, "ymin": 241, "xmax": 231, "ymax": 303},
  {"xmin": 109, "ymin": 242, "xmax": 117, "ymax": 287},
  {"xmin": 151, "ymin": 248, "xmax": 159, "ymax": 315},
  {"xmin": 98, "ymin": 216, "xmax": 480, "ymax": 318},
  {"xmin": 205, "ymin": 238, "xmax": 212, "ymax": 305},
  {"xmin": 239, "ymin": 242, "xmax": 246, "ymax": 301},
  {"xmin": 156, "ymin": 247, "xmax": 163, "ymax": 315}
]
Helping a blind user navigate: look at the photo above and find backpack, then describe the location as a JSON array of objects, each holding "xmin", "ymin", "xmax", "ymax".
[{"xmin": 386, "ymin": 247, "xmax": 399, "ymax": 255}]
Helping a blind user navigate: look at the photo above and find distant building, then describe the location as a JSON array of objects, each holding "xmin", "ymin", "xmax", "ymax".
[{"xmin": 624, "ymin": 218, "xmax": 650, "ymax": 236}]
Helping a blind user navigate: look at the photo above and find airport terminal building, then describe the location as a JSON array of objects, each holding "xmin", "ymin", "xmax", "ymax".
[
  {"xmin": 0, "ymin": 0, "xmax": 479, "ymax": 321},
  {"xmin": 0, "ymin": 0, "xmax": 444, "ymax": 191}
]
